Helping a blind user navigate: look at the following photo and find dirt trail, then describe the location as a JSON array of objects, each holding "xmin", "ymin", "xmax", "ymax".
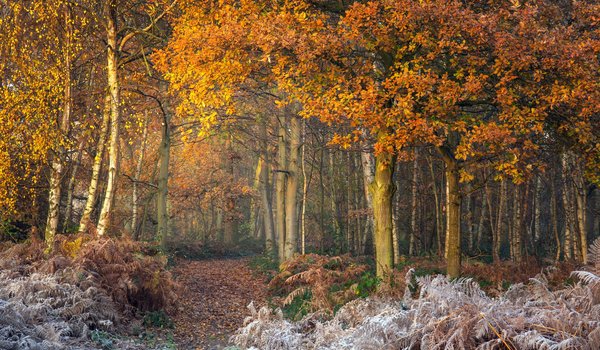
[{"xmin": 170, "ymin": 258, "xmax": 269, "ymax": 350}]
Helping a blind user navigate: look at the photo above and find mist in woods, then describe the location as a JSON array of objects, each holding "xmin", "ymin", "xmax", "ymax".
[{"xmin": 0, "ymin": 0, "xmax": 599, "ymax": 349}]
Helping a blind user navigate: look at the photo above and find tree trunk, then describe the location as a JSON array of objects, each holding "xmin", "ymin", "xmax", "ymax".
[
  {"xmin": 465, "ymin": 183, "xmax": 473, "ymax": 253},
  {"xmin": 284, "ymin": 115, "xmax": 300, "ymax": 260},
  {"xmin": 45, "ymin": 3, "xmax": 72, "ymax": 247},
  {"xmin": 427, "ymin": 155, "xmax": 443, "ymax": 257},
  {"xmin": 511, "ymin": 184, "xmax": 522, "ymax": 263},
  {"xmin": 490, "ymin": 180, "xmax": 506, "ymax": 263},
  {"xmin": 533, "ymin": 175, "xmax": 542, "ymax": 247},
  {"xmin": 360, "ymin": 143, "xmax": 375, "ymax": 255},
  {"xmin": 131, "ymin": 114, "xmax": 149, "ymax": 237},
  {"xmin": 259, "ymin": 119, "xmax": 275, "ymax": 254},
  {"xmin": 561, "ymin": 153, "xmax": 574, "ymax": 260},
  {"xmin": 329, "ymin": 150, "xmax": 341, "ymax": 251},
  {"xmin": 276, "ymin": 116, "xmax": 287, "ymax": 261},
  {"xmin": 223, "ymin": 137, "xmax": 236, "ymax": 245},
  {"xmin": 442, "ymin": 155, "xmax": 461, "ymax": 278},
  {"xmin": 97, "ymin": 1, "xmax": 120, "ymax": 237},
  {"xmin": 551, "ymin": 178, "xmax": 561, "ymax": 262},
  {"xmin": 477, "ymin": 190, "xmax": 486, "ymax": 250},
  {"xmin": 156, "ymin": 96, "xmax": 171, "ymax": 250},
  {"xmin": 573, "ymin": 160, "xmax": 588, "ymax": 264},
  {"xmin": 409, "ymin": 152, "xmax": 419, "ymax": 256},
  {"xmin": 250, "ymin": 156, "xmax": 263, "ymax": 239},
  {"xmin": 63, "ymin": 139, "xmax": 84, "ymax": 231},
  {"xmin": 301, "ymin": 120, "xmax": 309, "ymax": 255},
  {"xmin": 369, "ymin": 133, "xmax": 394, "ymax": 279},
  {"xmin": 79, "ymin": 94, "xmax": 110, "ymax": 234}
]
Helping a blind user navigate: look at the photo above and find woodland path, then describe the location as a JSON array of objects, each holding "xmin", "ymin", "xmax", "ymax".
[{"xmin": 169, "ymin": 258, "xmax": 269, "ymax": 350}]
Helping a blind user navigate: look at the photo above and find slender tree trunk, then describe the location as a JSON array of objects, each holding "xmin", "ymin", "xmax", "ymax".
[
  {"xmin": 97, "ymin": 1, "xmax": 120, "ymax": 237},
  {"xmin": 573, "ymin": 160, "xmax": 588, "ymax": 263},
  {"xmin": 392, "ymin": 162, "xmax": 401, "ymax": 261},
  {"xmin": 347, "ymin": 151, "xmax": 353, "ymax": 255},
  {"xmin": 465, "ymin": 183, "xmax": 474, "ymax": 253},
  {"xmin": 156, "ymin": 103, "xmax": 171, "ymax": 249},
  {"xmin": 276, "ymin": 116, "xmax": 287, "ymax": 260},
  {"xmin": 250, "ymin": 156, "xmax": 263, "ymax": 239},
  {"xmin": 319, "ymin": 147, "xmax": 325, "ymax": 251},
  {"xmin": 493, "ymin": 180, "xmax": 506, "ymax": 263},
  {"xmin": 353, "ymin": 154, "xmax": 363, "ymax": 254},
  {"xmin": 409, "ymin": 152, "xmax": 419, "ymax": 256},
  {"xmin": 442, "ymin": 155, "xmax": 461, "ymax": 278},
  {"xmin": 561, "ymin": 153, "xmax": 574, "ymax": 260},
  {"xmin": 533, "ymin": 175, "xmax": 542, "ymax": 246},
  {"xmin": 551, "ymin": 176, "xmax": 561, "ymax": 262},
  {"xmin": 131, "ymin": 114, "xmax": 149, "ymax": 237},
  {"xmin": 511, "ymin": 184, "xmax": 522, "ymax": 263},
  {"xmin": 369, "ymin": 133, "xmax": 394, "ymax": 279},
  {"xmin": 284, "ymin": 115, "xmax": 300, "ymax": 260},
  {"xmin": 360, "ymin": 143, "xmax": 375, "ymax": 255},
  {"xmin": 216, "ymin": 206, "xmax": 223, "ymax": 241},
  {"xmin": 477, "ymin": 190, "xmax": 486, "ymax": 250},
  {"xmin": 301, "ymin": 120, "xmax": 308, "ymax": 255},
  {"xmin": 259, "ymin": 119, "xmax": 275, "ymax": 254},
  {"xmin": 223, "ymin": 137, "xmax": 236, "ymax": 244},
  {"xmin": 427, "ymin": 155, "xmax": 443, "ymax": 257},
  {"xmin": 45, "ymin": 3, "xmax": 72, "ymax": 247},
  {"xmin": 329, "ymin": 150, "xmax": 341, "ymax": 251},
  {"xmin": 79, "ymin": 94, "xmax": 110, "ymax": 234},
  {"xmin": 63, "ymin": 139, "xmax": 84, "ymax": 231}
]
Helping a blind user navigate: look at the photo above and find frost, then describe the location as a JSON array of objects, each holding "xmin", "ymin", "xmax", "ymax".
[
  {"xmin": 232, "ymin": 268, "xmax": 600, "ymax": 350},
  {"xmin": 0, "ymin": 271, "xmax": 117, "ymax": 349}
]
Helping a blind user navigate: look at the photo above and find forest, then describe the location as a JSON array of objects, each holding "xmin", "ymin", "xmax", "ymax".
[{"xmin": 0, "ymin": 0, "xmax": 599, "ymax": 349}]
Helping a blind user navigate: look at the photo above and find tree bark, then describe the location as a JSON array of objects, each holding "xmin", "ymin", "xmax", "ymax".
[
  {"xmin": 551, "ymin": 177, "xmax": 561, "ymax": 262},
  {"xmin": 156, "ymin": 95, "xmax": 171, "ymax": 250},
  {"xmin": 427, "ymin": 155, "xmax": 443, "ymax": 257},
  {"xmin": 79, "ymin": 94, "xmax": 110, "ymax": 234},
  {"xmin": 131, "ymin": 114, "xmax": 149, "ymax": 238},
  {"xmin": 276, "ymin": 116, "xmax": 287, "ymax": 261},
  {"xmin": 490, "ymin": 179, "xmax": 506, "ymax": 264},
  {"xmin": 301, "ymin": 119, "xmax": 309, "ymax": 255},
  {"xmin": 369, "ymin": 133, "xmax": 394, "ymax": 279},
  {"xmin": 259, "ymin": 119, "xmax": 275, "ymax": 254},
  {"xmin": 442, "ymin": 153, "xmax": 461, "ymax": 278},
  {"xmin": 284, "ymin": 115, "xmax": 300, "ymax": 260},
  {"xmin": 223, "ymin": 137, "xmax": 236, "ymax": 244},
  {"xmin": 573, "ymin": 159, "xmax": 588, "ymax": 263},
  {"xmin": 533, "ymin": 175, "xmax": 542, "ymax": 246},
  {"xmin": 45, "ymin": 3, "xmax": 72, "ymax": 247},
  {"xmin": 409, "ymin": 152, "xmax": 419, "ymax": 256},
  {"xmin": 63, "ymin": 139, "xmax": 84, "ymax": 231},
  {"xmin": 360, "ymin": 143, "xmax": 375, "ymax": 255},
  {"xmin": 97, "ymin": 0, "xmax": 120, "ymax": 237},
  {"xmin": 561, "ymin": 153, "xmax": 574, "ymax": 260},
  {"xmin": 477, "ymin": 190, "xmax": 486, "ymax": 250},
  {"xmin": 250, "ymin": 156, "xmax": 263, "ymax": 239},
  {"xmin": 511, "ymin": 184, "xmax": 522, "ymax": 263},
  {"xmin": 465, "ymin": 182, "xmax": 474, "ymax": 253}
]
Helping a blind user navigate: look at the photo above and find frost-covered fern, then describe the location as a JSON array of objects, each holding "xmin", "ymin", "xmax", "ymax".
[
  {"xmin": 0, "ymin": 271, "xmax": 117, "ymax": 349},
  {"xmin": 232, "ymin": 239, "xmax": 600, "ymax": 350}
]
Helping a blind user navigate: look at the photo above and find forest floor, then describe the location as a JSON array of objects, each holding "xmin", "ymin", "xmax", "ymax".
[{"xmin": 166, "ymin": 257, "xmax": 269, "ymax": 350}]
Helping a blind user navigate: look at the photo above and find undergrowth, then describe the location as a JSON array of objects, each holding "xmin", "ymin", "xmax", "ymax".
[
  {"xmin": 268, "ymin": 254, "xmax": 372, "ymax": 319},
  {"xmin": 232, "ymin": 238, "xmax": 600, "ymax": 349},
  {"xmin": 0, "ymin": 234, "xmax": 178, "ymax": 349}
]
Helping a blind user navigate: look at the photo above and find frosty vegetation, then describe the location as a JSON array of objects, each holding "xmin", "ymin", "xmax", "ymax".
[
  {"xmin": 0, "ymin": 237, "xmax": 175, "ymax": 349},
  {"xmin": 0, "ymin": 271, "xmax": 116, "ymax": 350},
  {"xmin": 232, "ymin": 240, "xmax": 600, "ymax": 350}
]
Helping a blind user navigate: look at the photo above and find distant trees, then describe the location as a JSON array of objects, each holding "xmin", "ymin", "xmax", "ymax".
[{"xmin": 0, "ymin": 0, "xmax": 597, "ymax": 279}]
